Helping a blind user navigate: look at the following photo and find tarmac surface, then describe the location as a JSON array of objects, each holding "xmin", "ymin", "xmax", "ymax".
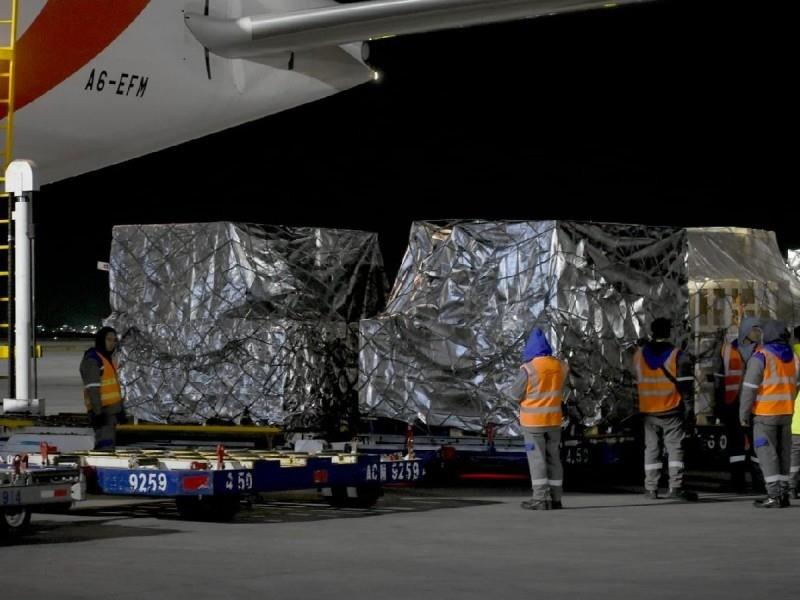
[
  {"xmin": 2, "ymin": 343, "xmax": 799, "ymax": 599},
  {"xmin": 3, "ymin": 489, "xmax": 800, "ymax": 600},
  {"xmin": 1, "ymin": 340, "xmax": 86, "ymax": 414}
]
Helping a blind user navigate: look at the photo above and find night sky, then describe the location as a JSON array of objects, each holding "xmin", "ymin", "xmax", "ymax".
[{"xmin": 32, "ymin": 0, "xmax": 795, "ymax": 326}]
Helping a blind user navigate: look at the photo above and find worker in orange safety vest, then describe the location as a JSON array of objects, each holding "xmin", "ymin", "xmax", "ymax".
[
  {"xmin": 740, "ymin": 320, "xmax": 799, "ymax": 508},
  {"xmin": 634, "ymin": 317, "xmax": 697, "ymax": 502},
  {"xmin": 510, "ymin": 328, "xmax": 569, "ymax": 511},
  {"xmin": 711, "ymin": 317, "xmax": 762, "ymax": 492},
  {"xmin": 80, "ymin": 327, "xmax": 127, "ymax": 450}
]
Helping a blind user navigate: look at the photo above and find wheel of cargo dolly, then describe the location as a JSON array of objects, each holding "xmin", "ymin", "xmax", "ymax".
[
  {"xmin": 324, "ymin": 486, "xmax": 381, "ymax": 509},
  {"xmin": 0, "ymin": 507, "xmax": 32, "ymax": 536},
  {"xmin": 175, "ymin": 496, "xmax": 241, "ymax": 522},
  {"xmin": 352, "ymin": 485, "xmax": 381, "ymax": 508}
]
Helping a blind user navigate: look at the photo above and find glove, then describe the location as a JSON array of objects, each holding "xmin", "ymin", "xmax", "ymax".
[{"xmin": 116, "ymin": 410, "xmax": 128, "ymax": 426}]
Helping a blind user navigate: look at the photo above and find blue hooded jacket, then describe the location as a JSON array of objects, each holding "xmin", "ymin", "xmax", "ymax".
[
  {"xmin": 641, "ymin": 342, "xmax": 677, "ymax": 370},
  {"xmin": 754, "ymin": 319, "xmax": 794, "ymax": 365},
  {"xmin": 522, "ymin": 328, "xmax": 553, "ymax": 362}
]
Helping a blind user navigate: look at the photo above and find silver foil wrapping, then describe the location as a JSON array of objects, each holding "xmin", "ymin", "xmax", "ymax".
[
  {"xmin": 788, "ymin": 249, "xmax": 800, "ymax": 281},
  {"xmin": 359, "ymin": 221, "xmax": 689, "ymax": 436},
  {"xmin": 107, "ymin": 222, "xmax": 387, "ymax": 430},
  {"xmin": 688, "ymin": 228, "xmax": 800, "ymax": 414},
  {"xmin": 107, "ymin": 221, "xmax": 798, "ymax": 436}
]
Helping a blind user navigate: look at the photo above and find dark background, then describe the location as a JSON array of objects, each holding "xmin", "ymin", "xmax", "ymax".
[{"xmin": 33, "ymin": 0, "xmax": 796, "ymax": 327}]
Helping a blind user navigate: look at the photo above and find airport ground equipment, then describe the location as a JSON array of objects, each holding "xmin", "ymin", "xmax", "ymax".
[{"xmin": 0, "ymin": 443, "xmax": 82, "ymax": 536}]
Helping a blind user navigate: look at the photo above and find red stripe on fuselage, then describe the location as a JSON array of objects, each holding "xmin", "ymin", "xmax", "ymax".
[{"xmin": 1, "ymin": 0, "xmax": 151, "ymax": 119}]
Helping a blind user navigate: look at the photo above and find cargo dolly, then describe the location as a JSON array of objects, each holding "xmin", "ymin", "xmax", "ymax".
[
  {"xmin": 58, "ymin": 445, "xmax": 424, "ymax": 521},
  {"xmin": 0, "ymin": 444, "xmax": 83, "ymax": 536}
]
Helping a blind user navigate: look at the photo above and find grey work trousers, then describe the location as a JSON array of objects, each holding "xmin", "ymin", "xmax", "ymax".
[
  {"xmin": 94, "ymin": 413, "xmax": 119, "ymax": 451},
  {"xmin": 791, "ymin": 435, "xmax": 800, "ymax": 492},
  {"xmin": 523, "ymin": 428, "xmax": 563, "ymax": 502},
  {"xmin": 753, "ymin": 418, "xmax": 792, "ymax": 498},
  {"xmin": 643, "ymin": 414, "xmax": 685, "ymax": 492}
]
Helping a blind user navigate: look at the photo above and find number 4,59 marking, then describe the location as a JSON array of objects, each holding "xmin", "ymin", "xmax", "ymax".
[{"xmin": 225, "ymin": 471, "xmax": 253, "ymax": 491}]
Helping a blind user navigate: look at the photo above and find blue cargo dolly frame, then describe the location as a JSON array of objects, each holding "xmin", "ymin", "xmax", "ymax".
[
  {"xmin": 351, "ymin": 422, "xmax": 735, "ymax": 488},
  {"xmin": 90, "ymin": 454, "xmax": 424, "ymax": 520}
]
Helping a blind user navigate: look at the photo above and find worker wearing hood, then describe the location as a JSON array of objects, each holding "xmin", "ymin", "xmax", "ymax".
[
  {"xmin": 711, "ymin": 317, "xmax": 762, "ymax": 492},
  {"xmin": 509, "ymin": 328, "xmax": 569, "ymax": 510},
  {"xmin": 633, "ymin": 317, "xmax": 697, "ymax": 501},
  {"xmin": 740, "ymin": 319, "xmax": 799, "ymax": 508},
  {"xmin": 79, "ymin": 327, "xmax": 126, "ymax": 450}
]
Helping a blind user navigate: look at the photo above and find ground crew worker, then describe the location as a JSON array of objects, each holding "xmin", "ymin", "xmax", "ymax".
[
  {"xmin": 80, "ymin": 327, "xmax": 126, "ymax": 450},
  {"xmin": 789, "ymin": 325, "xmax": 800, "ymax": 499},
  {"xmin": 634, "ymin": 317, "xmax": 697, "ymax": 501},
  {"xmin": 740, "ymin": 319, "xmax": 799, "ymax": 508},
  {"xmin": 510, "ymin": 328, "xmax": 569, "ymax": 510},
  {"xmin": 711, "ymin": 317, "xmax": 762, "ymax": 491}
]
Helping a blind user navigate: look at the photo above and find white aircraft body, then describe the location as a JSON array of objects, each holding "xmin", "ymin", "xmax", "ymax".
[{"xmin": 1, "ymin": 0, "xmax": 652, "ymax": 184}]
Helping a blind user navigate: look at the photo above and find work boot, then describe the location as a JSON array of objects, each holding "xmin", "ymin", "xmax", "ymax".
[
  {"xmin": 550, "ymin": 500, "xmax": 563, "ymax": 510},
  {"xmin": 780, "ymin": 493, "xmax": 791, "ymax": 508},
  {"xmin": 520, "ymin": 499, "xmax": 550, "ymax": 510},
  {"xmin": 644, "ymin": 490, "xmax": 659, "ymax": 500},
  {"xmin": 667, "ymin": 488, "xmax": 699, "ymax": 502},
  {"xmin": 753, "ymin": 497, "xmax": 781, "ymax": 509}
]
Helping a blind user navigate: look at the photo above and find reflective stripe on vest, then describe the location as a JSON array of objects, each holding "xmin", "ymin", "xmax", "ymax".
[
  {"xmin": 635, "ymin": 348, "xmax": 681, "ymax": 414},
  {"xmin": 753, "ymin": 349, "xmax": 798, "ymax": 417},
  {"xmin": 722, "ymin": 342, "xmax": 743, "ymax": 405},
  {"xmin": 83, "ymin": 353, "xmax": 122, "ymax": 410},
  {"xmin": 520, "ymin": 357, "xmax": 566, "ymax": 428}
]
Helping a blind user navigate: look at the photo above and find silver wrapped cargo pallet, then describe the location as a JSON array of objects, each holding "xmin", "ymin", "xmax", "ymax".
[
  {"xmin": 687, "ymin": 228, "xmax": 800, "ymax": 415},
  {"xmin": 107, "ymin": 222, "xmax": 388, "ymax": 431},
  {"xmin": 359, "ymin": 221, "xmax": 690, "ymax": 436}
]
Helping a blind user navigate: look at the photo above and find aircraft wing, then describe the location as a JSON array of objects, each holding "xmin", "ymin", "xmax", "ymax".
[{"xmin": 185, "ymin": 0, "xmax": 655, "ymax": 59}]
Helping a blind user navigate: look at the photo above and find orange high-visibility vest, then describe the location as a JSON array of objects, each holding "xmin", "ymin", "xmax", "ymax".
[
  {"xmin": 721, "ymin": 342, "xmax": 744, "ymax": 405},
  {"xmin": 753, "ymin": 348, "xmax": 798, "ymax": 417},
  {"xmin": 635, "ymin": 348, "xmax": 684, "ymax": 414},
  {"xmin": 83, "ymin": 352, "xmax": 122, "ymax": 411},
  {"xmin": 520, "ymin": 357, "xmax": 567, "ymax": 428}
]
